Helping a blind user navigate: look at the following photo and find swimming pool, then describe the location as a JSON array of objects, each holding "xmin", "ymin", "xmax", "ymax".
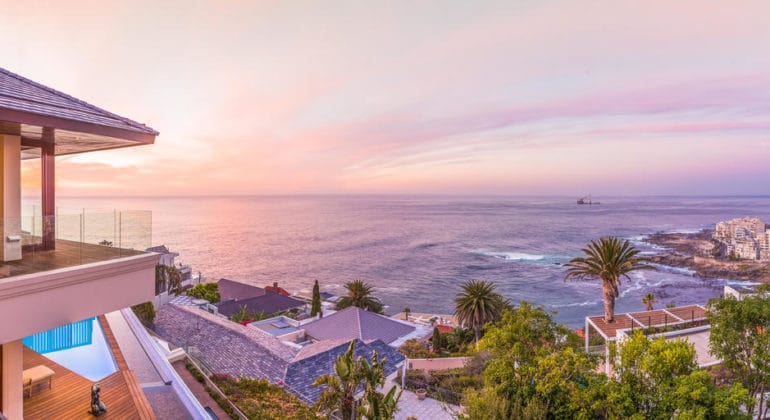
[{"xmin": 23, "ymin": 317, "xmax": 118, "ymax": 381}]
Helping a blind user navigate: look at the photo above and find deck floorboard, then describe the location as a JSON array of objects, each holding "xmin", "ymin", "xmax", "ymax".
[{"xmin": 23, "ymin": 315, "xmax": 155, "ymax": 419}]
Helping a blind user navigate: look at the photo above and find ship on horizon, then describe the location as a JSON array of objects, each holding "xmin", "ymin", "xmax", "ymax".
[{"xmin": 577, "ymin": 194, "xmax": 599, "ymax": 205}]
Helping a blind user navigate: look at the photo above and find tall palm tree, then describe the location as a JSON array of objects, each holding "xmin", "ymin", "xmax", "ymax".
[
  {"xmin": 313, "ymin": 341, "xmax": 359, "ymax": 420},
  {"xmin": 642, "ymin": 293, "xmax": 657, "ymax": 311},
  {"xmin": 564, "ymin": 237, "xmax": 655, "ymax": 323},
  {"xmin": 313, "ymin": 340, "xmax": 400, "ymax": 420},
  {"xmin": 454, "ymin": 279, "xmax": 506, "ymax": 349},
  {"xmin": 335, "ymin": 280, "xmax": 384, "ymax": 313}
]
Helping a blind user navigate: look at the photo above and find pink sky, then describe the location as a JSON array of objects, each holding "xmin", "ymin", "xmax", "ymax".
[{"xmin": 4, "ymin": 1, "xmax": 770, "ymax": 196}]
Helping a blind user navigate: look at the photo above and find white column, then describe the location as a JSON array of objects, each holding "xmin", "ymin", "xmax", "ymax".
[
  {"xmin": 2, "ymin": 340, "xmax": 24, "ymax": 420},
  {"xmin": 0, "ymin": 134, "xmax": 21, "ymax": 262},
  {"xmin": 585, "ymin": 319, "xmax": 589, "ymax": 353}
]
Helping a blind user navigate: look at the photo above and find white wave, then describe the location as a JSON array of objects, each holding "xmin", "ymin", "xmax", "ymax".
[
  {"xmin": 650, "ymin": 263, "xmax": 695, "ymax": 276},
  {"xmin": 553, "ymin": 300, "xmax": 600, "ymax": 308},
  {"xmin": 668, "ymin": 228, "xmax": 703, "ymax": 234},
  {"xmin": 476, "ymin": 250, "xmax": 545, "ymax": 261}
]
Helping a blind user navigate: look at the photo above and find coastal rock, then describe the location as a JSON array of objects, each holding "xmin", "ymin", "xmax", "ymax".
[{"xmin": 645, "ymin": 230, "xmax": 770, "ymax": 283}]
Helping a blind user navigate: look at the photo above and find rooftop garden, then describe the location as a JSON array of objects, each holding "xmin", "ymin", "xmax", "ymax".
[{"xmin": 211, "ymin": 374, "xmax": 318, "ymax": 420}]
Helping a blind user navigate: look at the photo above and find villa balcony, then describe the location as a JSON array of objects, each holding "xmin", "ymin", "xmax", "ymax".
[{"xmin": 0, "ymin": 210, "xmax": 160, "ymax": 344}]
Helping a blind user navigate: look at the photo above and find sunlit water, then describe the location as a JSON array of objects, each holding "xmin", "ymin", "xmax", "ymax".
[{"xmin": 54, "ymin": 195, "xmax": 770, "ymax": 328}]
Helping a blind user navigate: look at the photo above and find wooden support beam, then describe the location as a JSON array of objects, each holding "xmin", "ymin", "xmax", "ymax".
[{"xmin": 41, "ymin": 127, "xmax": 55, "ymax": 251}]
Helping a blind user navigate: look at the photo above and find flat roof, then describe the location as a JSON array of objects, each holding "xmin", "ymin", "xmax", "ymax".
[
  {"xmin": 0, "ymin": 67, "xmax": 157, "ymax": 158},
  {"xmin": 587, "ymin": 305, "xmax": 707, "ymax": 340}
]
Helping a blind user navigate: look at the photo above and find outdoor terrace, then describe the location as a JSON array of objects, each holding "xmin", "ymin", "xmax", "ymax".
[
  {"xmin": 0, "ymin": 239, "xmax": 143, "ymax": 279},
  {"xmin": 0, "ymin": 209, "xmax": 151, "ymax": 279},
  {"xmin": 22, "ymin": 316, "xmax": 154, "ymax": 419}
]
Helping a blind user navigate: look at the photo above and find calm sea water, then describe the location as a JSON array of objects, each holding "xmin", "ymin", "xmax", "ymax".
[{"xmin": 54, "ymin": 195, "xmax": 770, "ymax": 328}]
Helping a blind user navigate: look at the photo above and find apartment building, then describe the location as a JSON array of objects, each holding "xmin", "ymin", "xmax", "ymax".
[{"xmin": 713, "ymin": 217, "xmax": 770, "ymax": 261}]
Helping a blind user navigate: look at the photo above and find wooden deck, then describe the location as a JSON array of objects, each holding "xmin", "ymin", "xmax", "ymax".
[
  {"xmin": 23, "ymin": 316, "xmax": 155, "ymax": 419},
  {"xmin": 0, "ymin": 239, "xmax": 143, "ymax": 279}
]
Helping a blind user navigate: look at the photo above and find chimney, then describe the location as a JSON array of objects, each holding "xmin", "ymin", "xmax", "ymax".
[{"xmin": 273, "ymin": 282, "xmax": 278, "ymax": 289}]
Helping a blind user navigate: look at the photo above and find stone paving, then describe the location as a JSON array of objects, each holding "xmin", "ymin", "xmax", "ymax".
[{"xmin": 395, "ymin": 388, "xmax": 460, "ymax": 420}]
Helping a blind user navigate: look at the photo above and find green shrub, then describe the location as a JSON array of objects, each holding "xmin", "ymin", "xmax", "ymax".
[
  {"xmin": 188, "ymin": 283, "xmax": 221, "ymax": 303},
  {"xmin": 131, "ymin": 301, "xmax": 155, "ymax": 327},
  {"xmin": 185, "ymin": 360, "xmax": 205, "ymax": 383},
  {"xmin": 210, "ymin": 374, "xmax": 318, "ymax": 419}
]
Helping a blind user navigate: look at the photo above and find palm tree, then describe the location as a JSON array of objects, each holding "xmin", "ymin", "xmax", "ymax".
[
  {"xmin": 313, "ymin": 341, "xmax": 359, "ymax": 420},
  {"xmin": 454, "ymin": 279, "xmax": 506, "ymax": 349},
  {"xmin": 403, "ymin": 307, "xmax": 411, "ymax": 322},
  {"xmin": 335, "ymin": 280, "xmax": 384, "ymax": 313},
  {"xmin": 564, "ymin": 237, "xmax": 655, "ymax": 323},
  {"xmin": 642, "ymin": 293, "xmax": 657, "ymax": 311},
  {"xmin": 313, "ymin": 340, "xmax": 400, "ymax": 420}
]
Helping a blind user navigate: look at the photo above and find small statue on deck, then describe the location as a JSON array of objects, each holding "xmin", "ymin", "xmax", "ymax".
[{"xmin": 90, "ymin": 383, "xmax": 107, "ymax": 417}]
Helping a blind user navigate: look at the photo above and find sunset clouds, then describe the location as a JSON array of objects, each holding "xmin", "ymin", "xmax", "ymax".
[{"xmin": 3, "ymin": 1, "xmax": 770, "ymax": 195}]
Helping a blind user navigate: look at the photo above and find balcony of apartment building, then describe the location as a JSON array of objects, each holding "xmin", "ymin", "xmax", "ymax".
[{"xmin": 0, "ymin": 67, "xmax": 170, "ymax": 419}]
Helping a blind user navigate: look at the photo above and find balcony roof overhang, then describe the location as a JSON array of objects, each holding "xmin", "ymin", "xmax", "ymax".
[{"xmin": 0, "ymin": 66, "xmax": 158, "ymax": 159}]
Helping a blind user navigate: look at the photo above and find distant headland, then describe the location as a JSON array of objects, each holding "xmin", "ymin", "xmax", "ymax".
[{"xmin": 644, "ymin": 217, "xmax": 770, "ymax": 282}]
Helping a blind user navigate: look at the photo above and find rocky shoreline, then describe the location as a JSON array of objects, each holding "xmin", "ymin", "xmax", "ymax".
[{"xmin": 644, "ymin": 230, "xmax": 770, "ymax": 282}]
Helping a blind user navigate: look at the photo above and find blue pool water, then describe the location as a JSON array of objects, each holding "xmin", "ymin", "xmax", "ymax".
[{"xmin": 23, "ymin": 317, "xmax": 118, "ymax": 381}]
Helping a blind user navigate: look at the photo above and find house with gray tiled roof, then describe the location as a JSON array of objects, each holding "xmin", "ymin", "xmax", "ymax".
[
  {"xmin": 216, "ymin": 278, "xmax": 305, "ymax": 318},
  {"xmin": 284, "ymin": 338, "xmax": 405, "ymax": 404},
  {"xmin": 302, "ymin": 306, "xmax": 424, "ymax": 345},
  {"xmin": 153, "ymin": 303, "xmax": 405, "ymax": 405},
  {"xmin": 154, "ymin": 304, "xmax": 297, "ymax": 382}
]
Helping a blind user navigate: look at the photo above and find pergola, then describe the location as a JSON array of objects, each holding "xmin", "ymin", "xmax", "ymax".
[
  {"xmin": 584, "ymin": 304, "xmax": 708, "ymax": 375},
  {"xmin": 0, "ymin": 67, "xmax": 157, "ymax": 253}
]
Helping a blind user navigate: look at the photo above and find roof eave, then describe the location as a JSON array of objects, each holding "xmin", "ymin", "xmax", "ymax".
[{"xmin": 0, "ymin": 106, "xmax": 158, "ymax": 144}]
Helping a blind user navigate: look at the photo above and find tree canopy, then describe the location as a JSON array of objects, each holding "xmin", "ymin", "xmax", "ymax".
[
  {"xmin": 335, "ymin": 280, "xmax": 384, "ymax": 313},
  {"xmin": 565, "ymin": 237, "xmax": 655, "ymax": 322}
]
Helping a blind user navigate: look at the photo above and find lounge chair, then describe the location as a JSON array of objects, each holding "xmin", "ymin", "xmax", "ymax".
[{"xmin": 23, "ymin": 365, "xmax": 55, "ymax": 397}]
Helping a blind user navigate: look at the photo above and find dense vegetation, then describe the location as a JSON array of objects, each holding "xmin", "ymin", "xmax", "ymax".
[
  {"xmin": 211, "ymin": 374, "xmax": 319, "ymax": 419},
  {"xmin": 187, "ymin": 282, "xmax": 221, "ymax": 303},
  {"xmin": 131, "ymin": 301, "xmax": 155, "ymax": 327},
  {"xmin": 459, "ymin": 301, "xmax": 750, "ymax": 419}
]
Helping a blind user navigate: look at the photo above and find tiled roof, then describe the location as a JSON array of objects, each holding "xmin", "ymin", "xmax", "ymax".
[
  {"xmin": 154, "ymin": 304, "xmax": 297, "ymax": 384},
  {"xmin": 217, "ymin": 292, "xmax": 305, "ymax": 317},
  {"xmin": 146, "ymin": 245, "xmax": 170, "ymax": 254},
  {"xmin": 153, "ymin": 304, "xmax": 405, "ymax": 406},
  {"xmin": 218, "ymin": 278, "xmax": 266, "ymax": 301},
  {"xmin": 302, "ymin": 307, "xmax": 416, "ymax": 345},
  {"xmin": 0, "ymin": 66, "xmax": 158, "ymax": 135},
  {"xmin": 283, "ymin": 339, "xmax": 405, "ymax": 404}
]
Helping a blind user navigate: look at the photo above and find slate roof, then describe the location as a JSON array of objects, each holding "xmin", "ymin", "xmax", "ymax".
[
  {"xmin": 154, "ymin": 304, "xmax": 297, "ymax": 383},
  {"xmin": 146, "ymin": 245, "xmax": 171, "ymax": 254},
  {"xmin": 283, "ymin": 338, "xmax": 405, "ymax": 404},
  {"xmin": 0, "ymin": 66, "xmax": 158, "ymax": 135},
  {"xmin": 302, "ymin": 307, "xmax": 416, "ymax": 345},
  {"xmin": 218, "ymin": 278, "xmax": 266, "ymax": 301},
  {"xmin": 153, "ymin": 303, "xmax": 405, "ymax": 406},
  {"xmin": 217, "ymin": 292, "xmax": 305, "ymax": 318}
]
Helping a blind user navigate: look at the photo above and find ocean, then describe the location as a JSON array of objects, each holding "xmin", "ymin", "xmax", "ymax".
[{"xmin": 53, "ymin": 195, "xmax": 770, "ymax": 328}]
